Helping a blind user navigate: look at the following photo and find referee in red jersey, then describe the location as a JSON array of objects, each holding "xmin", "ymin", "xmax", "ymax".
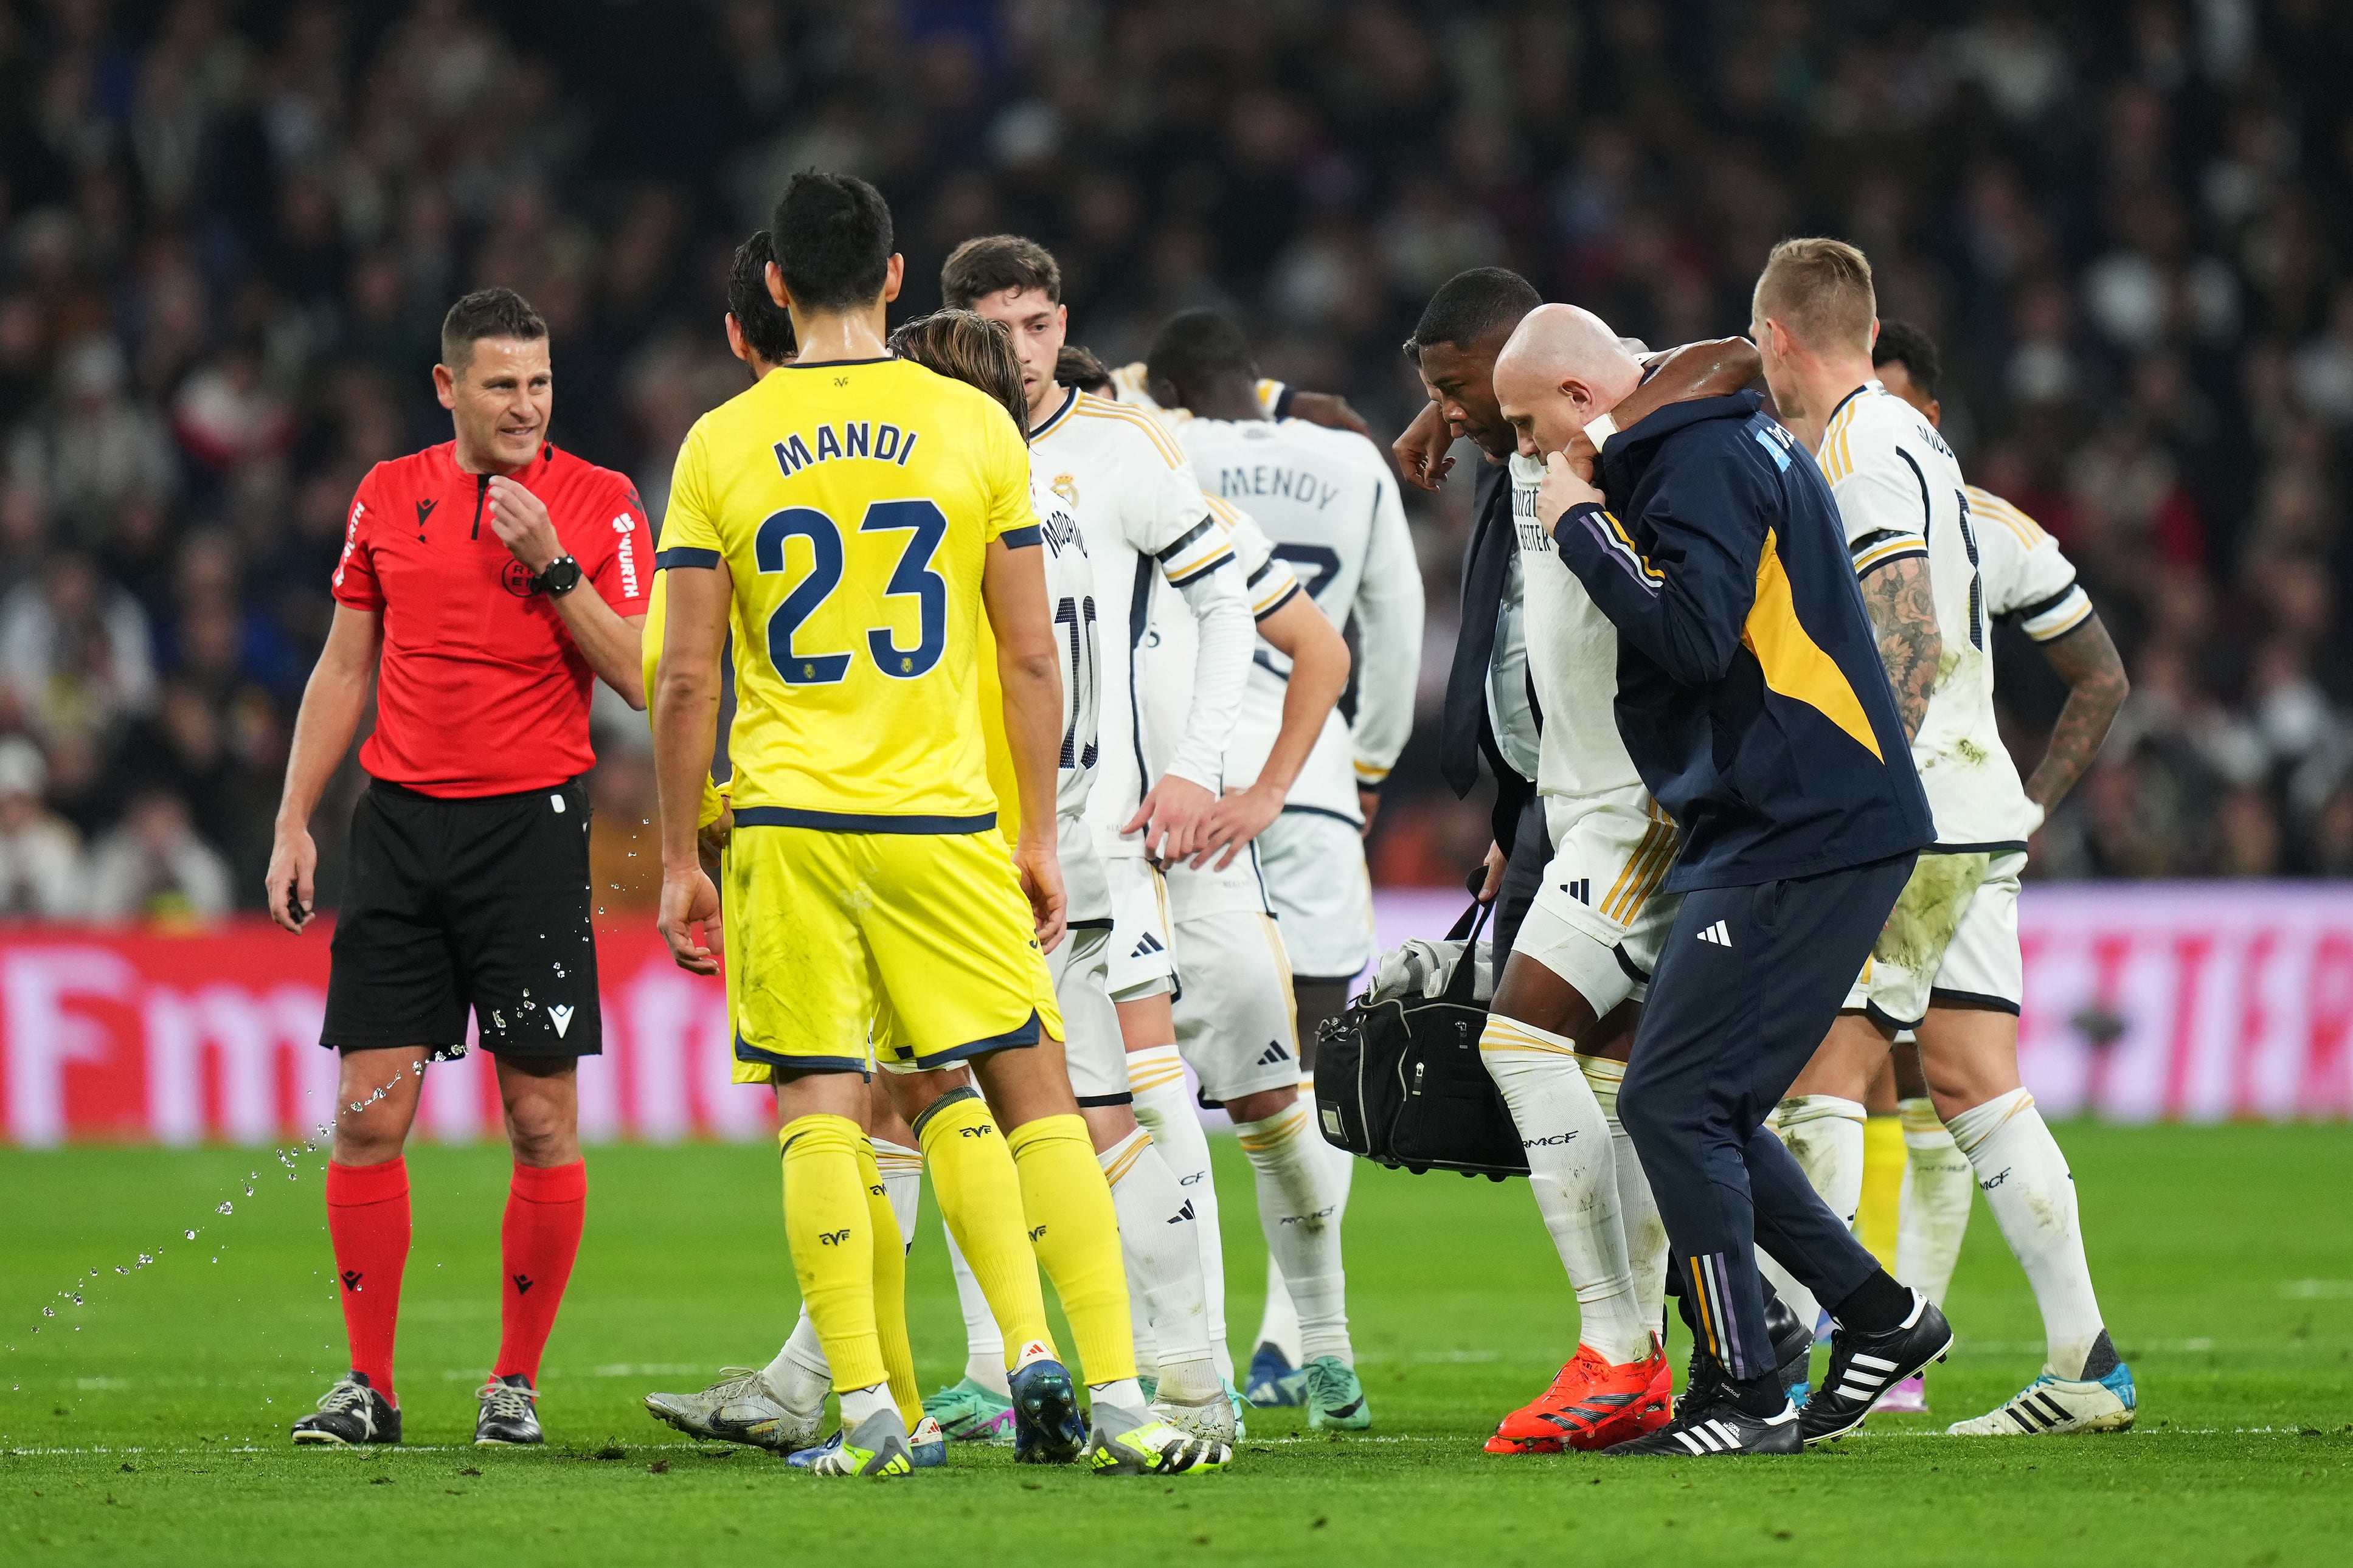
[{"xmin": 266, "ymin": 288, "xmax": 652, "ymax": 1448}]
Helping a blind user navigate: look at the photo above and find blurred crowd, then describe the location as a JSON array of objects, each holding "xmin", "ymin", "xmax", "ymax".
[{"xmin": 2, "ymin": 0, "xmax": 2351, "ymax": 922}]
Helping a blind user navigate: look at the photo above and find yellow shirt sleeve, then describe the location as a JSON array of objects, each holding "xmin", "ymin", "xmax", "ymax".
[
  {"xmin": 659, "ymin": 423, "xmax": 721, "ymax": 557},
  {"xmin": 983, "ymin": 407, "xmax": 1041, "ymax": 544}
]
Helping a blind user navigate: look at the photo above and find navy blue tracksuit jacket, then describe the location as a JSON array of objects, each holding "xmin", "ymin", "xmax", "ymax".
[{"xmin": 1551, "ymin": 392, "xmax": 1932, "ymax": 889}]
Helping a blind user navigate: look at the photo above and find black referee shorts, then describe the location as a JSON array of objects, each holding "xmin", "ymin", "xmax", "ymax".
[{"xmin": 322, "ymin": 778, "xmax": 601, "ymax": 1058}]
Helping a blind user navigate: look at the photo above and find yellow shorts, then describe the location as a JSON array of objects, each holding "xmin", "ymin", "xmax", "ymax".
[{"xmin": 726, "ymin": 822, "xmax": 1062, "ymax": 1080}]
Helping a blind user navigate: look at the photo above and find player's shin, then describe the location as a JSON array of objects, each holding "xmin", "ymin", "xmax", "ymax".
[
  {"xmin": 1896, "ymin": 1097, "xmax": 1974, "ymax": 1306},
  {"xmin": 325, "ymin": 1158, "xmax": 412, "ymax": 1404},
  {"xmin": 859, "ymin": 1139, "xmax": 921, "ymax": 1428},
  {"xmin": 1230, "ymin": 1098, "xmax": 1353, "ymax": 1365},
  {"xmin": 1128, "ymin": 1043, "xmax": 1233, "ymax": 1378},
  {"xmin": 1478, "ymin": 1018, "xmax": 1645, "ymax": 1363},
  {"xmin": 778, "ymin": 1113, "xmax": 889, "ymax": 1396},
  {"xmin": 1100, "ymin": 1127, "xmax": 1218, "ymax": 1401},
  {"xmin": 494, "ymin": 1158, "xmax": 586, "ymax": 1386},
  {"xmin": 915, "ymin": 1087, "xmax": 1056, "ymax": 1370},
  {"xmin": 1579, "ymin": 1054, "xmax": 1669, "ymax": 1336},
  {"xmin": 1006, "ymin": 1112, "xmax": 1139, "ymax": 1392},
  {"xmin": 1945, "ymin": 1090, "xmax": 2110, "ymax": 1379}
]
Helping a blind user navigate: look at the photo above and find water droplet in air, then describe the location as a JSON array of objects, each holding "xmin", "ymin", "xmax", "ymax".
[
  {"xmin": 41, "ymin": 1307, "xmax": 54, "ymax": 1318},
  {"xmin": 185, "ymin": 1230, "xmax": 198, "ymax": 1241},
  {"xmin": 114, "ymin": 1266, "xmax": 127, "ymax": 1275},
  {"xmin": 217, "ymin": 1202, "xmax": 234, "ymax": 1216},
  {"xmin": 137, "ymin": 1254, "xmax": 153, "ymax": 1267}
]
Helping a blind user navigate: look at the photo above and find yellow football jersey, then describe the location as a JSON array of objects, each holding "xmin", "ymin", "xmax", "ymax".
[{"xmin": 659, "ymin": 358, "xmax": 1038, "ymax": 827}]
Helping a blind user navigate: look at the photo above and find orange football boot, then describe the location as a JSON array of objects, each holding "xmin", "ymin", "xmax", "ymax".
[{"xmin": 1483, "ymin": 1342, "xmax": 1671, "ymax": 1454}]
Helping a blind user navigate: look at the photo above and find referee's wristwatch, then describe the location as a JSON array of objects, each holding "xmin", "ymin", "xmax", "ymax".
[{"xmin": 536, "ymin": 554, "xmax": 584, "ymax": 597}]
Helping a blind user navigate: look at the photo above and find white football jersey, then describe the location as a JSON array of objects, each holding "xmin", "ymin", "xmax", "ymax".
[
  {"xmin": 1969, "ymin": 486, "xmax": 2092, "ymax": 642},
  {"xmin": 1139, "ymin": 495, "xmax": 1337, "ymax": 811},
  {"xmin": 1178, "ymin": 416, "xmax": 1424, "ymax": 799},
  {"xmin": 1509, "ymin": 451, "xmax": 1648, "ymax": 802},
  {"xmin": 1029, "ymin": 460, "xmax": 1099, "ymax": 823},
  {"xmin": 1817, "ymin": 382, "xmax": 2028, "ymax": 848},
  {"xmin": 1029, "ymin": 387, "xmax": 1242, "ymax": 860}
]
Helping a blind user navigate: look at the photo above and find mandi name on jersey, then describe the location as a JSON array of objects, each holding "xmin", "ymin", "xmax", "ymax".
[{"xmin": 772, "ymin": 419, "xmax": 922, "ymax": 476}]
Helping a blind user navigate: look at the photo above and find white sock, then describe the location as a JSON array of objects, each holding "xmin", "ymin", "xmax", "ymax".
[
  {"xmin": 873, "ymin": 1139, "xmax": 924, "ymax": 1249},
  {"xmin": 1895, "ymin": 1097, "xmax": 1974, "ymax": 1307},
  {"xmin": 940, "ymin": 1221, "xmax": 1010, "ymax": 1397},
  {"xmin": 1232, "ymin": 1098, "xmax": 1352, "ymax": 1365},
  {"xmin": 1478, "ymin": 1017, "xmax": 1646, "ymax": 1364},
  {"xmin": 1254, "ymin": 1256, "xmax": 1301, "ymax": 1365},
  {"xmin": 766, "ymin": 1310, "xmax": 832, "ymax": 1416},
  {"xmin": 838, "ymin": 1380, "xmax": 891, "ymax": 1427},
  {"xmin": 1579, "ymin": 1054, "xmax": 1667, "ymax": 1345},
  {"xmin": 1129, "ymin": 1043, "xmax": 1232, "ymax": 1381},
  {"xmin": 1946, "ymin": 1088, "xmax": 2106, "ymax": 1379},
  {"xmin": 1100, "ymin": 1127, "xmax": 1216, "ymax": 1380},
  {"xmin": 1088, "ymin": 1376, "xmax": 1146, "ymax": 1419}
]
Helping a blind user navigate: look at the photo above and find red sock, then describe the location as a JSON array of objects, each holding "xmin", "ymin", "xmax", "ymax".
[
  {"xmin": 494, "ymin": 1159, "xmax": 587, "ymax": 1384},
  {"xmin": 325, "ymin": 1159, "xmax": 411, "ymax": 1406}
]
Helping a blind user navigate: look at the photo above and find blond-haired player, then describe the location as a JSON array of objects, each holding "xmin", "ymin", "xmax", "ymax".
[{"xmin": 1750, "ymin": 239, "xmax": 2133, "ymax": 1438}]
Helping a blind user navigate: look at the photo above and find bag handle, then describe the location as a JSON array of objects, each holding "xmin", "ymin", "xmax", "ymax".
[{"xmin": 1445, "ymin": 897, "xmax": 1494, "ymax": 944}]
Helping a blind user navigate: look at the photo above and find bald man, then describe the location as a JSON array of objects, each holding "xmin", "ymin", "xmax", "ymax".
[{"xmin": 1500, "ymin": 304, "xmax": 1945, "ymax": 1457}]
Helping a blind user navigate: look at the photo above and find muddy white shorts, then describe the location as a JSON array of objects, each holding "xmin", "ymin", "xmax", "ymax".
[{"xmin": 1843, "ymin": 850, "xmax": 2025, "ymax": 1029}]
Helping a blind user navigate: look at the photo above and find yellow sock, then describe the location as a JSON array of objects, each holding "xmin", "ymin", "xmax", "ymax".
[
  {"xmin": 1859, "ymin": 1113, "xmax": 1907, "ymax": 1269},
  {"xmin": 779, "ymin": 1113, "xmax": 887, "ymax": 1394},
  {"xmin": 1007, "ymin": 1112, "xmax": 1135, "ymax": 1384},
  {"xmin": 859, "ymin": 1138, "xmax": 920, "ymax": 1427},
  {"xmin": 915, "ymin": 1088, "xmax": 1056, "ymax": 1368}
]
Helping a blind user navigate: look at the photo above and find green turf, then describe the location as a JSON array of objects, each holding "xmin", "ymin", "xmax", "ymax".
[{"xmin": 2, "ymin": 1122, "xmax": 2347, "ymax": 1566}]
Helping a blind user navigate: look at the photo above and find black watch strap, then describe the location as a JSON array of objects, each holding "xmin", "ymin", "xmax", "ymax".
[{"xmin": 539, "ymin": 554, "xmax": 583, "ymax": 596}]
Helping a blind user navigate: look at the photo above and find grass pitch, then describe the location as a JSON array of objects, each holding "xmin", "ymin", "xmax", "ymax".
[{"xmin": 2, "ymin": 1122, "xmax": 2347, "ymax": 1567}]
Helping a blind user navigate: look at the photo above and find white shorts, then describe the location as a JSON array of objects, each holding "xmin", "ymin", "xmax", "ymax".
[
  {"xmin": 1844, "ymin": 850, "xmax": 2025, "ymax": 1028},
  {"xmin": 1171, "ymin": 910, "xmax": 1301, "ymax": 1104},
  {"xmin": 1050, "ymin": 924, "xmax": 1129, "ymax": 1104},
  {"xmin": 1509, "ymin": 792, "xmax": 1682, "ymax": 1016},
  {"xmin": 1059, "ymin": 813, "xmax": 1111, "ymax": 927},
  {"xmin": 1257, "ymin": 809, "xmax": 1376, "ymax": 981},
  {"xmin": 1105, "ymin": 855, "xmax": 1176, "ymax": 1002}
]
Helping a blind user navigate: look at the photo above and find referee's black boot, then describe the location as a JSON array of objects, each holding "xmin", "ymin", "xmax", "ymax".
[
  {"xmin": 475, "ymin": 1372, "xmax": 544, "ymax": 1446},
  {"xmin": 1800, "ymin": 1285, "xmax": 1952, "ymax": 1446},
  {"xmin": 292, "ymin": 1370, "xmax": 401, "ymax": 1446}
]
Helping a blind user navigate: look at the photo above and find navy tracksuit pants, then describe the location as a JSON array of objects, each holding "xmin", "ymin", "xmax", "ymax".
[{"xmin": 1619, "ymin": 852, "xmax": 1915, "ymax": 1383}]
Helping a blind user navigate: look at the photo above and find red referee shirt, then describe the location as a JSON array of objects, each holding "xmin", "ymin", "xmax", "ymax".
[{"xmin": 331, "ymin": 441, "xmax": 652, "ymax": 797}]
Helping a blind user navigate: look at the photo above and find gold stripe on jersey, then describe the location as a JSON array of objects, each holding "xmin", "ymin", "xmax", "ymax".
[
  {"xmin": 1818, "ymin": 399, "xmax": 1865, "ymax": 485},
  {"xmin": 1074, "ymin": 392, "xmax": 1189, "ymax": 468},
  {"xmin": 1203, "ymin": 494, "xmax": 1299, "ymax": 615},
  {"xmin": 2024, "ymin": 592, "xmax": 2093, "ymax": 642},
  {"xmin": 1966, "ymin": 485, "xmax": 2048, "ymax": 549},
  {"xmin": 1159, "ymin": 517, "xmax": 1236, "ymax": 586},
  {"xmin": 1852, "ymin": 534, "xmax": 1930, "ymax": 576}
]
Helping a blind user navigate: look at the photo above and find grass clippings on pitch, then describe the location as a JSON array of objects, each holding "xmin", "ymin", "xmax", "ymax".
[{"xmin": 2, "ymin": 1123, "xmax": 2347, "ymax": 1567}]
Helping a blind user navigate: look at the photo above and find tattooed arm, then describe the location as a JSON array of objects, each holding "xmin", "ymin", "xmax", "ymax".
[
  {"xmin": 1857, "ymin": 557, "xmax": 1941, "ymax": 742},
  {"xmin": 2024, "ymin": 610, "xmax": 2128, "ymax": 813}
]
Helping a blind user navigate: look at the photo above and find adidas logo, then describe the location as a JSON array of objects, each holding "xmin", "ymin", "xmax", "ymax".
[
  {"xmin": 1696, "ymin": 919, "xmax": 1733, "ymax": 947},
  {"xmin": 1256, "ymin": 1040, "xmax": 1291, "ymax": 1066},
  {"xmin": 1168, "ymin": 1200, "xmax": 1196, "ymax": 1224},
  {"xmin": 512, "ymin": 1273, "xmax": 535, "ymax": 1296},
  {"xmin": 1129, "ymin": 931, "xmax": 1165, "ymax": 960},
  {"xmin": 1558, "ymin": 878, "xmax": 1590, "ymax": 905}
]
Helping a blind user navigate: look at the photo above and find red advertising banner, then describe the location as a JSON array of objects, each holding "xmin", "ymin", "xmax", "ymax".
[{"xmin": 4, "ymin": 884, "xmax": 2351, "ymax": 1144}]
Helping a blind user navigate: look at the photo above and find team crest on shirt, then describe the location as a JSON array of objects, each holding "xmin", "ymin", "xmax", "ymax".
[
  {"xmin": 1052, "ymin": 472, "xmax": 1078, "ymax": 508},
  {"xmin": 502, "ymin": 558, "xmax": 541, "ymax": 598}
]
